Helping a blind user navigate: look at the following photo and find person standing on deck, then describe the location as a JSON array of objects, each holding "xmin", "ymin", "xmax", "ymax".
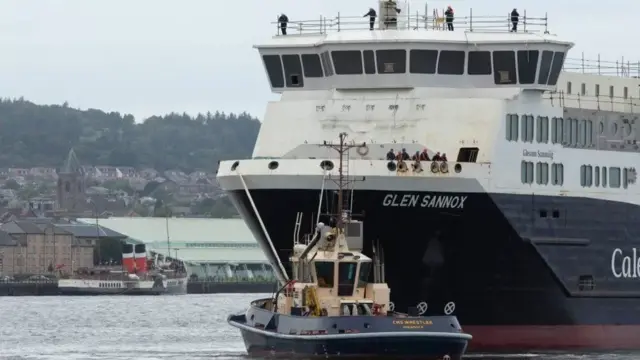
[
  {"xmin": 511, "ymin": 8, "xmax": 520, "ymax": 32},
  {"xmin": 445, "ymin": 6, "xmax": 454, "ymax": 31},
  {"xmin": 364, "ymin": 8, "xmax": 377, "ymax": 30},
  {"xmin": 278, "ymin": 13, "xmax": 289, "ymax": 35}
]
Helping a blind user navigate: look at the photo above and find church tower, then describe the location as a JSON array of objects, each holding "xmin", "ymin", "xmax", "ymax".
[{"xmin": 56, "ymin": 148, "xmax": 86, "ymax": 211}]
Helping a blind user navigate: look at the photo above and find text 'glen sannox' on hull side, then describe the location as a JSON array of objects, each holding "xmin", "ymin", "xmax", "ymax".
[{"xmin": 217, "ymin": 0, "xmax": 640, "ymax": 352}]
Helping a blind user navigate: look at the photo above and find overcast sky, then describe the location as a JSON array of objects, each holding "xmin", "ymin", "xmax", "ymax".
[{"xmin": 0, "ymin": 0, "xmax": 635, "ymax": 121}]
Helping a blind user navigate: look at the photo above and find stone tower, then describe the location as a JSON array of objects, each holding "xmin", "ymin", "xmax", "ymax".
[{"xmin": 57, "ymin": 148, "xmax": 86, "ymax": 211}]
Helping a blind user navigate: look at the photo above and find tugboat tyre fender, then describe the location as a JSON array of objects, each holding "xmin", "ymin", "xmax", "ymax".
[
  {"xmin": 430, "ymin": 161, "xmax": 439, "ymax": 173},
  {"xmin": 398, "ymin": 161, "xmax": 408, "ymax": 173},
  {"xmin": 356, "ymin": 144, "xmax": 369, "ymax": 156}
]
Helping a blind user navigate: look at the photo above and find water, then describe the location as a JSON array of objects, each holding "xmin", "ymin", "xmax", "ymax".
[{"xmin": 0, "ymin": 294, "xmax": 637, "ymax": 360}]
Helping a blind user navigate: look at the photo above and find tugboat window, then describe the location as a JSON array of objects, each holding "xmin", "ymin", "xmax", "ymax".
[
  {"xmin": 301, "ymin": 54, "xmax": 324, "ymax": 78},
  {"xmin": 363, "ymin": 50, "xmax": 376, "ymax": 74},
  {"xmin": 547, "ymin": 52, "xmax": 566, "ymax": 86},
  {"xmin": 357, "ymin": 261, "xmax": 372, "ymax": 288},
  {"xmin": 315, "ymin": 261, "xmax": 334, "ymax": 288},
  {"xmin": 375, "ymin": 50, "xmax": 406, "ymax": 74},
  {"xmin": 338, "ymin": 262, "xmax": 357, "ymax": 296},
  {"xmin": 282, "ymin": 55, "xmax": 304, "ymax": 87},
  {"xmin": 437, "ymin": 51, "xmax": 465, "ymax": 75},
  {"xmin": 492, "ymin": 51, "xmax": 517, "ymax": 85},
  {"xmin": 467, "ymin": 51, "xmax": 491, "ymax": 75},
  {"xmin": 410, "ymin": 49, "xmax": 438, "ymax": 74},
  {"xmin": 320, "ymin": 51, "xmax": 334, "ymax": 76},
  {"xmin": 537, "ymin": 50, "xmax": 553, "ymax": 84},
  {"xmin": 331, "ymin": 51, "xmax": 364, "ymax": 75},
  {"xmin": 517, "ymin": 50, "xmax": 539, "ymax": 84},
  {"xmin": 262, "ymin": 55, "xmax": 284, "ymax": 88}
]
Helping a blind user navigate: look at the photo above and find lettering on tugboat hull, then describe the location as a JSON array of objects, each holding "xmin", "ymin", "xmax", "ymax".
[
  {"xmin": 611, "ymin": 248, "xmax": 640, "ymax": 278},
  {"xmin": 381, "ymin": 194, "xmax": 467, "ymax": 209}
]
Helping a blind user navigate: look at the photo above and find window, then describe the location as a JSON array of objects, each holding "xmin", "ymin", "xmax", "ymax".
[
  {"xmin": 595, "ymin": 166, "xmax": 600, "ymax": 187},
  {"xmin": 315, "ymin": 261, "xmax": 334, "ymax": 288},
  {"xmin": 538, "ymin": 50, "xmax": 553, "ymax": 85},
  {"xmin": 586, "ymin": 120, "xmax": 593, "ymax": 146},
  {"xmin": 578, "ymin": 275, "xmax": 595, "ymax": 291},
  {"xmin": 357, "ymin": 261, "xmax": 372, "ymax": 288},
  {"xmin": 521, "ymin": 114, "xmax": 534, "ymax": 142},
  {"xmin": 536, "ymin": 116, "xmax": 549, "ymax": 143},
  {"xmin": 331, "ymin": 51, "xmax": 363, "ymax": 75},
  {"xmin": 262, "ymin": 55, "xmax": 284, "ymax": 88},
  {"xmin": 493, "ymin": 51, "xmax": 517, "ymax": 85},
  {"xmin": 282, "ymin": 54, "xmax": 304, "ymax": 87},
  {"xmin": 521, "ymin": 161, "xmax": 534, "ymax": 184},
  {"xmin": 602, "ymin": 166, "xmax": 608, "ymax": 187},
  {"xmin": 552, "ymin": 117, "xmax": 563, "ymax": 144},
  {"xmin": 320, "ymin": 51, "xmax": 334, "ymax": 76},
  {"xmin": 624, "ymin": 87, "xmax": 629, "ymax": 99},
  {"xmin": 580, "ymin": 165, "xmax": 593, "ymax": 187},
  {"xmin": 467, "ymin": 51, "xmax": 491, "ymax": 75},
  {"xmin": 376, "ymin": 50, "xmax": 407, "ymax": 74},
  {"xmin": 517, "ymin": 50, "xmax": 539, "ymax": 84},
  {"xmin": 609, "ymin": 167, "xmax": 621, "ymax": 188},
  {"xmin": 609, "ymin": 85, "xmax": 614, "ymax": 98},
  {"xmin": 456, "ymin": 147, "xmax": 479, "ymax": 162},
  {"xmin": 301, "ymin": 54, "xmax": 323, "ymax": 78},
  {"xmin": 437, "ymin": 51, "xmax": 465, "ymax": 75},
  {"xmin": 623, "ymin": 168, "xmax": 629, "ymax": 189},
  {"xmin": 578, "ymin": 119, "xmax": 586, "ymax": 147},
  {"xmin": 567, "ymin": 82, "xmax": 572, "ymax": 94},
  {"xmin": 595, "ymin": 84, "xmax": 600, "ymax": 97},
  {"xmin": 563, "ymin": 118, "xmax": 571, "ymax": 145},
  {"xmin": 363, "ymin": 50, "xmax": 376, "ymax": 74},
  {"xmin": 547, "ymin": 52, "xmax": 565, "ymax": 86},
  {"xmin": 337, "ymin": 262, "xmax": 357, "ymax": 296},
  {"xmin": 410, "ymin": 50, "xmax": 438, "ymax": 74},
  {"xmin": 505, "ymin": 114, "xmax": 519, "ymax": 141},
  {"xmin": 552, "ymin": 163, "xmax": 564, "ymax": 185},
  {"xmin": 536, "ymin": 162, "xmax": 549, "ymax": 185},
  {"xmin": 572, "ymin": 118, "xmax": 578, "ymax": 146}
]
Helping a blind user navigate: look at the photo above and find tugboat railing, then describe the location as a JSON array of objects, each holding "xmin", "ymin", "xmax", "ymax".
[
  {"xmin": 563, "ymin": 53, "xmax": 640, "ymax": 78},
  {"xmin": 273, "ymin": 9, "xmax": 548, "ymax": 36}
]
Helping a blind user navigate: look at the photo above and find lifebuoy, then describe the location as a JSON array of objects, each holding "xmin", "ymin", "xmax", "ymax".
[
  {"xmin": 356, "ymin": 145, "xmax": 369, "ymax": 156},
  {"xmin": 397, "ymin": 161, "xmax": 408, "ymax": 173},
  {"xmin": 413, "ymin": 161, "xmax": 423, "ymax": 173},
  {"xmin": 430, "ymin": 161, "xmax": 439, "ymax": 173},
  {"xmin": 440, "ymin": 161, "xmax": 449, "ymax": 173}
]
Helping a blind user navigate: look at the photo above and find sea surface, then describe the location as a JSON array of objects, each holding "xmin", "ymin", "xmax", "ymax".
[{"xmin": 0, "ymin": 294, "xmax": 637, "ymax": 360}]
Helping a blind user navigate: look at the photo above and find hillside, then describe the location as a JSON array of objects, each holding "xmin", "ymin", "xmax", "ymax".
[{"xmin": 0, "ymin": 98, "xmax": 260, "ymax": 171}]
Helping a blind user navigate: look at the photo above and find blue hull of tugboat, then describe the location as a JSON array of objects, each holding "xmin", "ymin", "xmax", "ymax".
[{"xmin": 228, "ymin": 299, "xmax": 471, "ymax": 359}]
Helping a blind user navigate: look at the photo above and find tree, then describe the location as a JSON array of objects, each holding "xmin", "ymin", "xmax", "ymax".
[{"xmin": 2, "ymin": 179, "xmax": 20, "ymax": 190}]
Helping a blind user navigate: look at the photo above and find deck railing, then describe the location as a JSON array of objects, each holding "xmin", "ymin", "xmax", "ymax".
[
  {"xmin": 273, "ymin": 9, "xmax": 548, "ymax": 36},
  {"xmin": 563, "ymin": 53, "xmax": 640, "ymax": 78}
]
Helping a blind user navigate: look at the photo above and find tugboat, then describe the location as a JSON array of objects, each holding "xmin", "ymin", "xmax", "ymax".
[{"xmin": 228, "ymin": 133, "xmax": 471, "ymax": 359}]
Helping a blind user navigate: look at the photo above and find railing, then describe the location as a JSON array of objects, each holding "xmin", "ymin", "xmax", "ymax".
[
  {"xmin": 273, "ymin": 10, "xmax": 548, "ymax": 36},
  {"xmin": 563, "ymin": 53, "xmax": 640, "ymax": 78}
]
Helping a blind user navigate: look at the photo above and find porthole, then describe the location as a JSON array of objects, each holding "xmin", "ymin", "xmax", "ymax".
[
  {"xmin": 268, "ymin": 161, "xmax": 279, "ymax": 170},
  {"xmin": 454, "ymin": 164, "xmax": 462, "ymax": 173},
  {"xmin": 231, "ymin": 161, "xmax": 240, "ymax": 171},
  {"xmin": 387, "ymin": 161, "xmax": 397, "ymax": 171},
  {"xmin": 320, "ymin": 160, "xmax": 334, "ymax": 171}
]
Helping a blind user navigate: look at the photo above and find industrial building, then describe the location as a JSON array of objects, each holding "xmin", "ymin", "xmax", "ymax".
[{"xmin": 77, "ymin": 217, "xmax": 275, "ymax": 281}]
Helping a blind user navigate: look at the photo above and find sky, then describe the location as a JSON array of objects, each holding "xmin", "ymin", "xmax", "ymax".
[{"xmin": 0, "ymin": 0, "xmax": 635, "ymax": 122}]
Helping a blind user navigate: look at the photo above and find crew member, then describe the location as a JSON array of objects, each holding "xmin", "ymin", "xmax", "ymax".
[
  {"xmin": 386, "ymin": 149, "xmax": 396, "ymax": 160},
  {"xmin": 278, "ymin": 13, "xmax": 289, "ymax": 35},
  {"xmin": 433, "ymin": 152, "xmax": 442, "ymax": 161},
  {"xmin": 445, "ymin": 6, "xmax": 454, "ymax": 31},
  {"xmin": 412, "ymin": 151, "xmax": 420, "ymax": 161},
  {"xmin": 511, "ymin": 8, "xmax": 520, "ymax": 32},
  {"xmin": 401, "ymin": 148, "xmax": 410, "ymax": 160},
  {"xmin": 419, "ymin": 148, "xmax": 430, "ymax": 161},
  {"xmin": 441, "ymin": 153, "xmax": 448, "ymax": 162},
  {"xmin": 364, "ymin": 8, "xmax": 377, "ymax": 30}
]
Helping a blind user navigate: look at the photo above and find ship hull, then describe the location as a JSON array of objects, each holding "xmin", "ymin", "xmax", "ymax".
[
  {"xmin": 58, "ymin": 278, "xmax": 188, "ymax": 296},
  {"xmin": 225, "ymin": 186, "xmax": 640, "ymax": 351}
]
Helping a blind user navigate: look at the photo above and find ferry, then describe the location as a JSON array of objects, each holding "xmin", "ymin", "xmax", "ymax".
[{"xmin": 217, "ymin": 0, "xmax": 640, "ymax": 351}]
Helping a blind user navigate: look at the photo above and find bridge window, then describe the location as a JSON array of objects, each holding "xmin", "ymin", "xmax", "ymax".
[
  {"xmin": 521, "ymin": 115, "xmax": 534, "ymax": 142},
  {"xmin": 467, "ymin": 51, "xmax": 491, "ymax": 75},
  {"xmin": 551, "ymin": 163, "xmax": 564, "ymax": 185},
  {"xmin": 363, "ymin": 50, "xmax": 376, "ymax": 74},
  {"xmin": 505, "ymin": 114, "xmax": 519, "ymax": 141},
  {"xmin": 536, "ymin": 116, "xmax": 549, "ymax": 143},
  {"xmin": 376, "ymin": 50, "xmax": 406, "ymax": 74},
  {"xmin": 595, "ymin": 166, "xmax": 600, "ymax": 187},
  {"xmin": 437, "ymin": 50, "xmax": 465, "ymax": 75},
  {"xmin": 537, "ymin": 50, "xmax": 553, "ymax": 85},
  {"xmin": 456, "ymin": 147, "xmax": 479, "ymax": 162},
  {"xmin": 301, "ymin": 54, "xmax": 323, "ymax": 78},
  {"xmin": 331, "ymin": 51, "xmax": 363, "ymax": 75},
  {"xmin": 547, "ymin": 52, "xmax": 565, "ymax": 86},
  {"xmin": 315, "ymin": 261, "xmax": 334, "ymax": 288},
  {"xmin": 517, "ymin": 50, "xmax": 539, "ymax": 85},
  {"xmin": 337, "ymin": 262, "xmax": 357, "ymax": 296},
  {"xmin": 602, "ymin": 166, "xmax": 607, "ymax": 187},
  {"xmin": 282, "ymin": 55, "xmax": 304, "ymax": 87},
  {"xmin": 536, "ymin": 162, "xmax": 549, "ymax": 185},
  {"xmin": 609, "ymin": 167, "xmax": 621, "ymax": 188},
  {"xmin": 262, "ymin": 55, "xmax": 284, "ymax": 88},
  {"xmin": 623, "ymin": 168, "xmax": 629, "ymax": 189},
  {"xmin": 357, "ymin": 262, "xmax": 371, "ymax": 288},
  {"xmin": 492, "ymin": 51, "xmax": 517, "ymax": 85},
  {"xmin": 521, "ymin": 161, "xmax": 534, "ymax": 184},
  {"xmin": 320, "ymin": 51, "xmax": 334, "ymax": 76},
  {"xmin": 410, "ymin": 49, "xmax": 438, "ymax": 74},
  {"xmin": 551, "ymin": 117, "xmax": 563, "ymax": 144}
]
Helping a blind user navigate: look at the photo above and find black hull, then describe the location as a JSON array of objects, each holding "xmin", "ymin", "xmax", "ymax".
[
  {"xmin": 59, "ymin": 285, "xmax": 187, "ymax": 296},
  {"xmin": 228, "ymin": 188, "xmax": 640, "ymax": 350}
]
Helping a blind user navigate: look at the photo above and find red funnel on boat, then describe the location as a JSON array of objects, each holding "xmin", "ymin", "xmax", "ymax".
[
  {"xmin": 122, "ymin": 243, "xmax": 135, "ymax": 273},
  {"xmin": 134, "ymin": 244, "xmax": 147, "ymax": 273}
]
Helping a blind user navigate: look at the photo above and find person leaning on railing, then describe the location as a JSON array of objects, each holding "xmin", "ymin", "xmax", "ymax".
[
  {"xmin": 278, "ymin": 13, "xmax": 289, "ymax": 35},
  {"xmin": 364, "ymin": 8, "xmax": 377, "ymax": 30}
]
